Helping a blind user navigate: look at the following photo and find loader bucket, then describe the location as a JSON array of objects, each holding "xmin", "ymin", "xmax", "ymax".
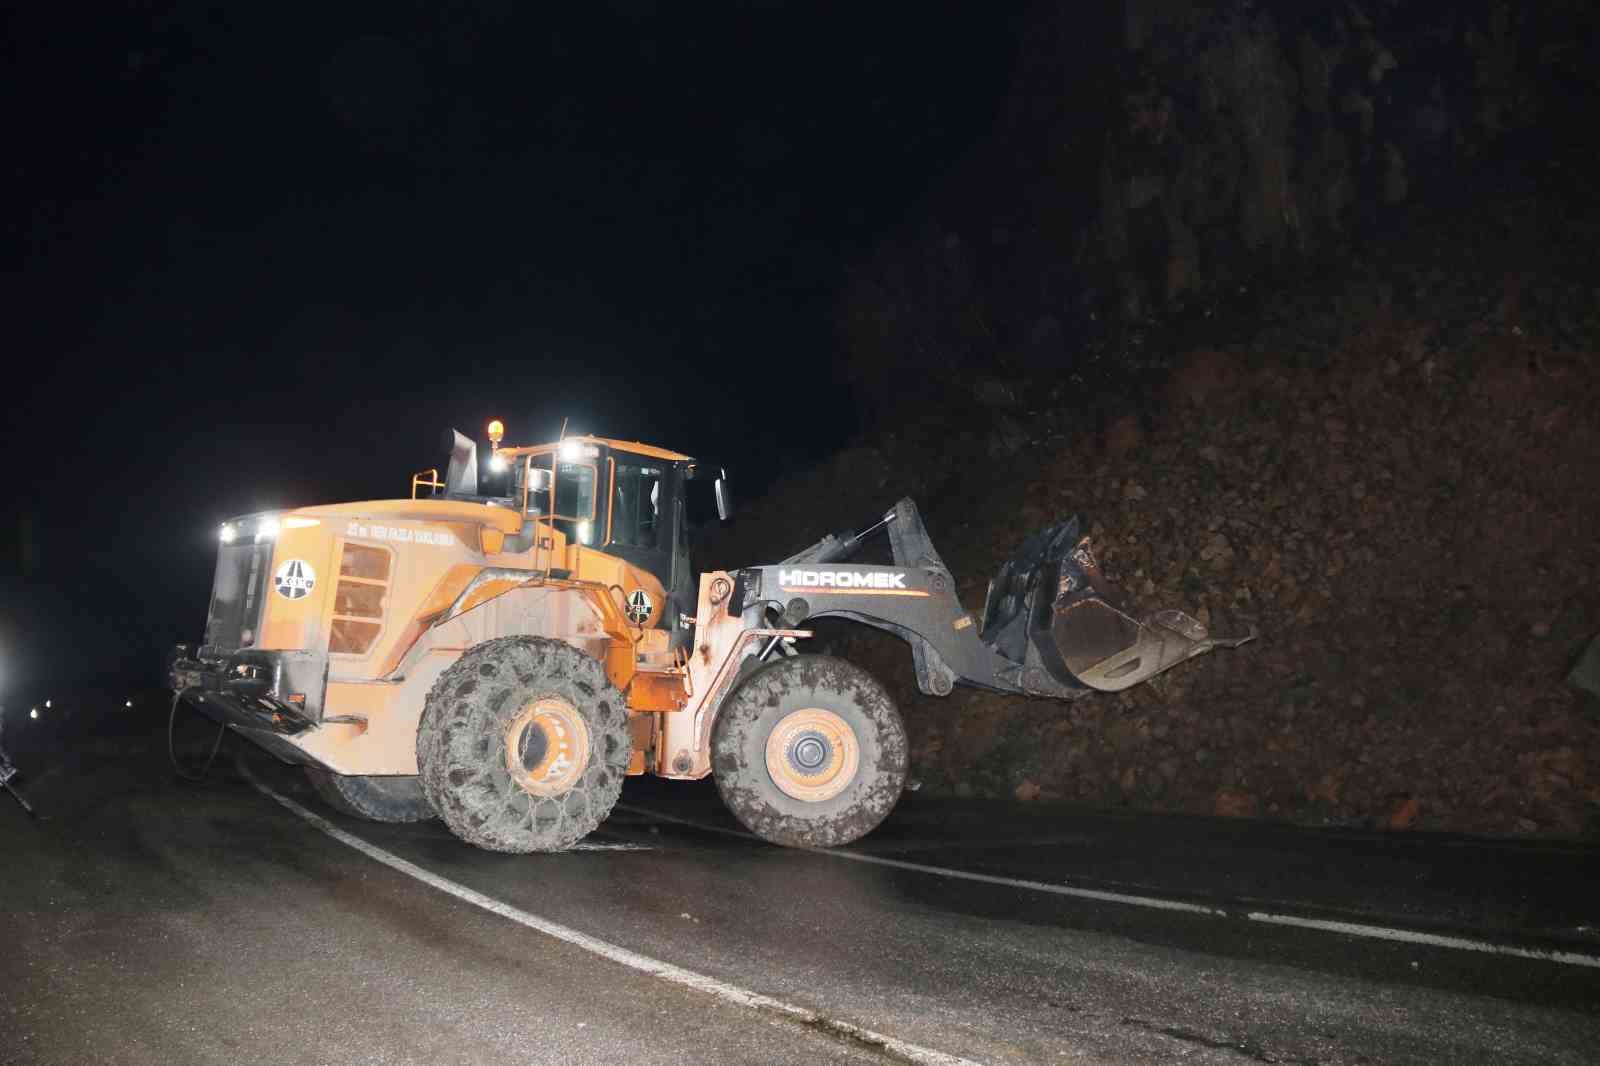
[
  {"xmin": 982, "ymin": 520, "xmax": 1254, "ymax": 693},
  {"xmin": 1046, "ymin": 598, "xmax": 1254, "ymax": 692}
]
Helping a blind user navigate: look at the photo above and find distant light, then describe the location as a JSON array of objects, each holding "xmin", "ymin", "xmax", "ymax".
[
  {"xmin": 255, "ymin": 517, "xmax": 280, "ymax": 542},
  {"xmin": 487, "ymin": 419, "xmax": 505, "ymax": 444},
  {"xmin": 125, "ymin": 700, "xmax": 134, "ymax": 708},
  {"xmin": 44, "ymin": 699, "xmax": 51, "ymax": 709},
  {"xmin": 488, "ymin": 454, "xmax": 508, "ymax": 473},
  {"xmin": 30, "ymin": 708, "xmax": 38, "ymax": 719},
  {"xmin": 220, "ymin": 524, "xmax": 237, "ymax": 544}
]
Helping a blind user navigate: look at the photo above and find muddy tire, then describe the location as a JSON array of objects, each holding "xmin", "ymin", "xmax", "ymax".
[
  {"xmin": 417, "ymin": 636, "xmax": 630, "ymax": 853},
  {"xmin": 305, "ymin": 768, "xmax": 435, "ymax": 823},
  {"xmin": 711, "ymin": 655, "xmax": 907, "ymax": 848}
]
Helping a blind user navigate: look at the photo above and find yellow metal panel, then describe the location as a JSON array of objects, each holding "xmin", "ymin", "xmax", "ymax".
[
  {"xmin": 567, "ymin": 547, "xmax": 668, "ymax": 629},
  {"xmin": 626, "ymin": 714, "xmax": 653, "ymax": 775},
  {"xmin": 255, "ymin": 528, "xmax": 332, "ymax": 651},
  {"xmin": 627, "ymin": 670, "xmax": 686, "ymax": 713}
]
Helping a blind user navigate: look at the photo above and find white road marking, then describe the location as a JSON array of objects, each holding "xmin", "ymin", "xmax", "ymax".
[
  {"xmin": 1245, "ymin": 912, "xmax": 1600, "ymax": 968},
  {"xmin": 833, "ymin": 834, "xmax": 1099, "ymax": 856},
  {"xmin": 571, "ymin": 841, "xmax": 655, "ymax": 852},
  {"xmin": 616, "ymin": 806, "xmax": 1600, "ymax": 970},
  {"xmin": 615, "ymin": 806, "xmax": 1224, "ymax": 916},
  {"xmin": 247, "ymin": 775, "xmax": 986, "ymax": 1066}
]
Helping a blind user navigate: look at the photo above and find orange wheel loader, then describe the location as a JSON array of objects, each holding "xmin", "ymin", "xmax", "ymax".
[{"xmin": 169, "ymin": 422, "xmax": 1251, "ymax": 852}]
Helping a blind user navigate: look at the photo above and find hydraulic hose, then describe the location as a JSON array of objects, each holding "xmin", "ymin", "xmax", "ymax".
[{"xmin": 168, "ymin": 692, "xmax": 227, "ymax": 783}]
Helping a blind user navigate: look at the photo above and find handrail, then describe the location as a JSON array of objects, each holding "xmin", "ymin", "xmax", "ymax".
[{"xmin": 411, "ymin": 469, "xmax": 444, "ymax": 499}]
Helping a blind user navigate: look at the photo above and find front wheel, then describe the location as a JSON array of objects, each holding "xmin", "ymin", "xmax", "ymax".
[
  {"xmin": 711, "ymin": 656, "xmax": 907, "ymax": 848},
  {"xmin": 417, "ymin": 636, "xmax": 631, "ymax": 853}
]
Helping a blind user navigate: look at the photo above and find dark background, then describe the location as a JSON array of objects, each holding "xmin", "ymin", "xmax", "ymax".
[
  {"xmin": 4, "ymin": 1, "xmax": 1597, "ymax": 837},
  {"xmin": 2, "ymin": 0, "xmax": 1038, "ymax": 695}
]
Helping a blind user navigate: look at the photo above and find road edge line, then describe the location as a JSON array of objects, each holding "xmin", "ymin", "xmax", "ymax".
[
  {"xmin": 245, "ymin": 772, "xmax": 989, "ymax": 1066},
  {"xmin": 616, "ymin": 805, "xmax": 1600, "ymax": 970}
]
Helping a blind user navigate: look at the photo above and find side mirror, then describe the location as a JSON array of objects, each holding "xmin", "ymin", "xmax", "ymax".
[{"xmin": 713, "ymin": 470, "xmax": 733, "ymax": 521}]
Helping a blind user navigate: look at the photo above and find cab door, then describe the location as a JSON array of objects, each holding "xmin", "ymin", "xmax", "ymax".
[{"xmin": 603, "ymin": 455, "xmax": 689, "ymax": 633}]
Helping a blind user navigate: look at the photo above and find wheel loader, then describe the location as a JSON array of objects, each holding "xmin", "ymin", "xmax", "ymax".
[{"xmin": 168, "ymin": 422, "xmax": 1252, "ymax": 852}]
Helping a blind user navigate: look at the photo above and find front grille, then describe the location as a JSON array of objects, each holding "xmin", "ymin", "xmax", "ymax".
[{"xmin": 204, "ymin": 539, "xmax": 275, "ymax": 652}]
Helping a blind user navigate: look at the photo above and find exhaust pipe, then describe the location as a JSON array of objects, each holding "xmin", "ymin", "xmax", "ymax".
[{"xmin": 442, "ymin": 429, "xmax": 479, "ymax": 497}]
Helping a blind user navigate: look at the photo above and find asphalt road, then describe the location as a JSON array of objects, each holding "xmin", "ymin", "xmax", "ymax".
[{"xmin": 3, "ymin": 708, "xmax": 1598, "ymax": 1065}]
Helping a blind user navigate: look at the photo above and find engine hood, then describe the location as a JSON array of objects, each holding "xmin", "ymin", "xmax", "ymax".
[{"xmin": 295, "ymin": 498, "xmax": 525, "ymax": 534}]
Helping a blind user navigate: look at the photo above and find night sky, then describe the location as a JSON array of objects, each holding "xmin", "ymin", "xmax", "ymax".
[{"xmin": 3, "ymin": 1, "xmax": 1031, "ymax": 695}]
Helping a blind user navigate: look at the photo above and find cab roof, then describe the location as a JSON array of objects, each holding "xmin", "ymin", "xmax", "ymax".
[{"xmin": 526, "ymin": 436, "xmax": 695, "ymax": 463}]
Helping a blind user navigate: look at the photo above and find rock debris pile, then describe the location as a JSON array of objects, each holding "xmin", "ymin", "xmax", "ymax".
[
  {"xmin": 710, "ymin": 310, "xmax": 1599, "ymax": 839},
  {"xmin": 921, "ymin": 324, "xmax": 1600, "ymax": 837}
]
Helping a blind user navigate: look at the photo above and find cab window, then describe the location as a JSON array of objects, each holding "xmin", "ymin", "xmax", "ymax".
[
  {"xmin": 610, "ymin": 463, "xmax": 663, "ymax": 549},
  {"xmin": 552, "ymin": 462, "xmax": 597, "ymax": 544}
]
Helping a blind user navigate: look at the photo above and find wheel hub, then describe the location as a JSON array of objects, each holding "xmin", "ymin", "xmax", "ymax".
[
  {"xmin": 504, "ymin": 698, "xmax": 590, "ymax": 797},
  {"xmin": 790, "ymin": 732, "xmax": 830, "ymax": 771},
  {"xmin": 765, "ymin": 708, "xmax": 859, "ymax": 803}
]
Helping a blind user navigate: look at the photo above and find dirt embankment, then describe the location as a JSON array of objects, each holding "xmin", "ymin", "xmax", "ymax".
[
  {"xmin": 709, "ymin": 300, "xmax": 1600, "ymax": 838},
  {"xmin": 936, "ymin": 323, "xmax": 1598, "ymax": 836},
  {"xmin": 708, "ymin": 0, "xmax": 1600, "ymax": 838}
]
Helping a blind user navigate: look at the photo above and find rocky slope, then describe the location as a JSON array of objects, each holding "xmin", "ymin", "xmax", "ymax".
[
  {"xmin": 704, "ymin": 1, "xmax": 1600, "ymax": 838},
  {"xmin": 923, "ymin": 321, "xmax": 1597, "ymax": 838},
  {"xmin": 704, "ymin": 176, "xmax": 1600, "ymax": 839}
]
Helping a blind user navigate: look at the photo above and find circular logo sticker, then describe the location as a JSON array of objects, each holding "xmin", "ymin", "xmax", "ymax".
[
  {"xmin": 625, "ymin": 588, "xmax": 653, "ymax": 625},
  {"xmin": 273, "ymin": 559, "xmax": 317, "ymax": 600}
]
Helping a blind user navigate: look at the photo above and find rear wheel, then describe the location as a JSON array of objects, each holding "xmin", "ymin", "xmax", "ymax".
[
  {"xmin": 417, "ymin": 636, "xmax": 630, "ymax": 853},
  {"xmin": 711, "ymin": 655, "xmax": 907, "ymax": 848},
  {"xmin": 304, "ymin": 768, "xmax": 435, "ymax": 823}
]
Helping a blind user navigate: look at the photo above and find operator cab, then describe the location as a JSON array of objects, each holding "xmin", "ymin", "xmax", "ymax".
[
  {"xmin": 425, "ymin": 425, "xmax": 730, "ymax": 644},
  {"xmin": 518, "ymin": 438, "xmax": 686, "ymax": 605}
]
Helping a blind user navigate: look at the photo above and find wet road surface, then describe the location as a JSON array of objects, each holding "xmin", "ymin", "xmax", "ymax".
[{"xmin": 3, "ymin": 716, "xmax": 1598, "ymax": 1065}]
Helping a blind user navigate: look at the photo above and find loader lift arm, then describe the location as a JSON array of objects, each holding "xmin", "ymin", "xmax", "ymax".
[{"xmin": 738, "ymin": 499, "xmax": 1253, "ymax": 701}]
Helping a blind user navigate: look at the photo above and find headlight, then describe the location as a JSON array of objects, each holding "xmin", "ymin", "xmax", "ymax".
[
  {"xmin": 219, "ymin": 524, "xmax": 237, "ymax": 544},
  {"xmin": 255, "ymin": 517, "xmax": 281, "ymax": 542}
]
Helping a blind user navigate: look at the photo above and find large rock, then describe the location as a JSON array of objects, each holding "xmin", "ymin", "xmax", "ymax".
[{"xmin": 1570, "ymin": 635, "xmax": 1600, "ymax": 702}]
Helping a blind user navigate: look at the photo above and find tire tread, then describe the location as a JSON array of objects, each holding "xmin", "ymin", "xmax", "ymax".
[{"xmin": 417, "ymin": 636, "xmax": 629, "ymax": 853}]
